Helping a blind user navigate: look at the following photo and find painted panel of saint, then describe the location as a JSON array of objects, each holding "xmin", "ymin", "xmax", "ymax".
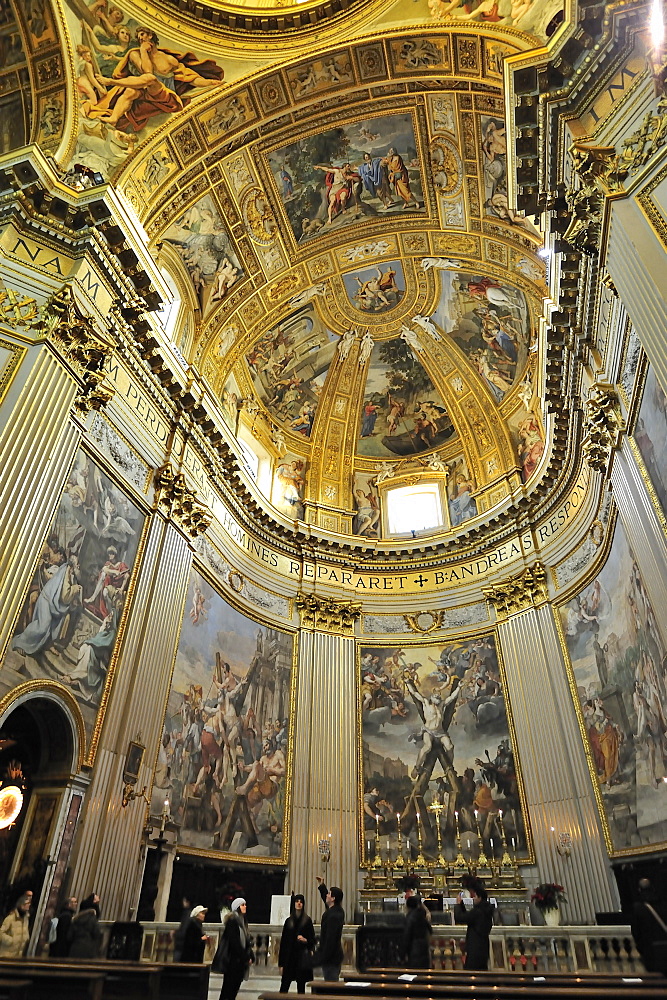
[
  {"xmin": 163, "ymin": 193, "xmax": 243, "ymax": 316},
  {"xmin": 432, "ymin": 268, "xmax": 531, "ymax": 401},
  {"xmin": 1, "ymin": 450, "xmax": 146, "ymax": 754},
  {"xmin": 269, "ymin": 112, "xmax": 425, "ymax": 243},
  {"xmin": 156, "ymin": 570, "xmax": 294, "ymax": 860},
  {"xmin": 272, "ymin": 455, "xmax": 307, "ymax": 520},
  {"xmin": 634, "ymin": 364, "xmax": 667, "ymax": 520},
  {"xmin": 245, "ymin": 300, "xmax": 336, "ymax": 438},
  {"xmin": 353, "ymin": 474, "xmax": 381, "ymax": 538},
  {"xmin": 360, "ymin": 637, "xmax": 531, "ymax": 866},
  {"xmin": 343, "ymin": 261, "xmax": 405, "ymax": 314},
  {"xmin": 357, "ymin": 337, "xmax": 455, "ymax": 458},
  {"xmin": 63, "ymin": 1, "xmax": 224, "ymax": 178},
  {"xmin": 427, "ymin": 0, "xmax": 566, "ymax": 44},
  {"xmin": 560, "ymin": 519, "xmax": 667, "ymax": 853}
]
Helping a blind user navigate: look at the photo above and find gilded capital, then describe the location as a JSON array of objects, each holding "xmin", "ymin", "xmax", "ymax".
[
  {"xmin": 296, "ymin": 592, "xmax": 362, "ymax": 634},
  {"xmin": 483, "ymin": 561, "xmax": 548, "ymax": 619},
  {"xmin": 582, "ymin": 383, "xmax": 624, "ymax": 473},
  {"xmin": 154, "ymin": 463, "xmax": 212, "ymax": 538}
]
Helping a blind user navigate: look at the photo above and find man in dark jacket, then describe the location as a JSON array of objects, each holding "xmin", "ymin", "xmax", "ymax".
[
  {"xmin": 314, "ymin": 877, "xmax": 344, "ymax": 981},
  {"xmin": 173, "ymin": 895, "xmax": 192, "ymax": 962},
  {"xmin": 631, "ymin": 878, "xmax": 667, "ymax": 973},
  {"xmin": 68, "ymin": 893, "xmax": 102, "ymax": 959},
  {"xmin": 49, "ymin": 896, "xmax": 77, "ymax": 957},
  {"xmin": 454, "ymin": 885, "xmax": 495, "ymax": 970}
]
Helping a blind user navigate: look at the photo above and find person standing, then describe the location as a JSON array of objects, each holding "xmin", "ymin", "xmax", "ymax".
[
  {"xmin": 219, "ymin": 898, "xmax": 254, "ymax": 1000},
  {"xmin": 631, "ymin": 878, "xmax": 667, "ymax": 973},
  {"xmin": 49, "ymin": 896, "xmax": 78, "ymax": 958},
  {"xmin": 68, "ymin": 893, "xmax": 102, "ymax": 959},
  {"xmin": 454, "ymin": 885, "xmax": 495, "ymax": 971},
  {"xmin": 314, "ymin": 877, "xmax": 344, "ymax": 981},
  {"xmin": 0, "ymin": 891, "xmax": 32, "ymax": 958},
  {"xmin": 181, "ymin": 905, "xmax": 210, "ymax": 963},
  {"xmin": 172, "ymin": 895, "xmax": 193, "ymax": 962},
  {"xmin": 279, "ymin": 893, "xmax": 315, "ymax": 993},
  {"xmin": 403, "ymin": 895, "xmax": 431, "ymax": 969}
]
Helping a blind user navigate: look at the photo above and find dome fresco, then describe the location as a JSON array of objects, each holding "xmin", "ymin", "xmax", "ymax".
[{"xmin": 62, "ymin": 0, "xmax": 552, "ymax": 540}]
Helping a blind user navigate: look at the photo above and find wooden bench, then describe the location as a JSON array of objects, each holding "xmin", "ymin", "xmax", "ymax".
[
  {"xmin": 0, "ymin": 956, "xmax": 208, "ymax": 1000},
  {"xmin": 358, "ymin": 970, "xmax": 665, "ymax": 988},
  {"xmin": 0, "ymin": 965, "xmax": 105, "ymax": 1000},
  {"xmin": 0, "ymin": 979, "xmax": 31, "ymax": 1000},
  {"xmin": 155, "ymin": 962, "xmax": 210, "ymax": 1000},
  {"xmin": 303, "ymin": 981, "xmax": 664, "ymax": 1000}
]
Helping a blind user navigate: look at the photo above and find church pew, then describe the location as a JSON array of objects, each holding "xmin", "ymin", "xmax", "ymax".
[
  {"xmin": 0, "ymin": 965, "xmax": 105, "ymax": 999},
  {"xmin": 0, "ymin": 980, "xmax": 31, "ymax": 1000},
  {"xmin": 303, "ymin": 981, "xmax": 664, "ymax": 1000},
  {"xmin": 356, "ymin": 970, "xmax": 665, "ymax": 988},
  {"xmin": 155, "ymin": 961, "xmax": 210, "ymax": 1000},
  {"xmin": 0, "ymin": 957, "xmax": 208, "ymax": 1000}
]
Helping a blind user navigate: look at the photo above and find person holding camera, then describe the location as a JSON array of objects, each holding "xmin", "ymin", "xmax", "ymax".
[{"xmin": 454, "ymin": 883, "xmax": 495, "ymax": 970}]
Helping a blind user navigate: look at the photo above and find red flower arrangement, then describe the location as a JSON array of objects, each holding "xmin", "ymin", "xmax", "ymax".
[{"xmin": 531, "ymin": 882, "xmax": 566, "ymax": 912}]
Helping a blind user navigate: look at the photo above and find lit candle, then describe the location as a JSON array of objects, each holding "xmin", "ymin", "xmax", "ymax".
[
  {"xmin": 511, "ymin": 836, "xmax": 516, "ymax": 850},
  {"xmin": 397, "ymin": 812, "xmax": 402, "ymax": 846},
  {"xmin": 387, "ymin": 839, "xmax": 390, "ymax": 851},
  {"xmin": 368, "ymin": 839, "xmax": 372, "ymax": 854},
  {"xmin": 490, "ymin": 837, "xmax": 494, "ymax": 851}
]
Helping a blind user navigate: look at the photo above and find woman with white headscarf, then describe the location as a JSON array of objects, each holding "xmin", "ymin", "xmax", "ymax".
[{"xmin": 217, "ymin": 897, "xmax": 254, "ymax": 1000}]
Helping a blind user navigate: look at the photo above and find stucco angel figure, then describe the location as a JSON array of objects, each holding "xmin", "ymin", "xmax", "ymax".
[
  {"xmin": 518, "ymin": 376, "xmax": 534, "ymax": 411},
  {"xmin": 374, "ymin": 461, "xmax": 397, "ymax": 485},
  {"xmin": 400, "ymin": 325, "xmax": 424, "ymax": 353},
  {"xmin": 424, "ymin": 452, "xmax": 447, "ymax": 473},
  {"xmin": 337, "ymin": 327, "xmax": 358, "ymax": 361},
  {"xmin": 271, "ymin": 426, "xmax": 287, "ymax": 455},
  {"xmin": 358, "ymin": 331, "xmax": 375, "ymax": 366},
  {"xmin": 288, "ymin": 282, "xmax": 326, "ymax": 308},
  {"xmin": 411, "ymin": 314, "xmax": 441, "ymax": 341},
  {"xmin": 421, "ymin": 257, "xmax": 463, "ymax": 271}
]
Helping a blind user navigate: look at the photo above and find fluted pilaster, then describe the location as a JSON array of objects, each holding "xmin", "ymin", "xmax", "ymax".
[
  {"xmin": 612, "ymin": 438, "xmax": 667, "ymax": 611},
  {"xmin": 0, "ymin": 345, "xmax": 80, "ymax": 655},
  {"xmin": 497, "ymin": 604, "xmax": 618, "ymax": 922},
  {"xmin": 289, "ymin": 626, "xmax": 359, "ymax": 920},
  {"xmin": 71, "ymin": 518, "xmax": 192, "ymax": 919}
]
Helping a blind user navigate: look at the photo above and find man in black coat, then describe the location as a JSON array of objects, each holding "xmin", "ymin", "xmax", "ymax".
[
  {"xmin": 631, "ymin": 878, "xmax": 667, "ymax": 973},
  {"xmin": 454, "ymin": 885, "xmax": 495, "ymax": 970},
  {"xmin": 49, "ymin": 896, "xmax": 77, "ymax": 957},
  {"xmin": 314, "ymin": 877, "xmax": 345, "ymax": 981}
]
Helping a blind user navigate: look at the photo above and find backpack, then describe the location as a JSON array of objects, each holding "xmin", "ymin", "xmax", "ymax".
[{"xmin": 48, "ymin": 917, "xmax": 59, "ymax": 944}]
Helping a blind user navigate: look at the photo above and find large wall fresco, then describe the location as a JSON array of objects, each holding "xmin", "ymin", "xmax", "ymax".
[
  {"xmin": 358, "ymin": 337, "xmax": 455, "ymax": 458},
  {"xmin": 633, "ymin": 364, "xmax": 667, "ymax": 521},
  {"xmin": 0, "ymin": 4, "xmax": 31, "ymax": 154},
  {"xmin": 1, "ymin": 450, "xmax": 146, "ymax": 753},
  {"xmin": 343, "ymin": 261, "xmax": 405, "ymax": 314},
  {"xmin": 360, "ymin": 636, "xmax": 530, "ymax": 865},
  {"xmin": 163, "ymin": 193, "xmax": 243, "ymax": 316},
  {"xmin": 64, "ymin": 1, "xmax": 224, "ymax": 176},
  {"xmin": 560, "ymin": 520, "xmax": 667, "ymax": 853},
  {"xmin": 246, "ymin": 303, "xmax": 337, "ymax": 438},
  {"xmin": 432, "ymin": 269, "xmax": 530, "ymax": 402},
  {"xmin": 156, "ymin": 569, "xmax": 294, "ymax": 859},
  {"xmin": 268, "ymin": 112, "xmax": 425, "ymax": 244}
]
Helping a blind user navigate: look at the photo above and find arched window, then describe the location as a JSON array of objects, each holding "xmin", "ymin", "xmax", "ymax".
[
  {"xmin": 386, "ymin": 483, "xmax": 443, "ymax": 536},
  {"xmin": 156, "ymin": 267, "xmax": 181, "ymax": 340}
]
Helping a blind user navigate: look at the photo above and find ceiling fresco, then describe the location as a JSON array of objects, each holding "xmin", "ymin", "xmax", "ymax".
[{"xmin": 34, "ymin": 0, "xmax": 562, "ymax": 537}]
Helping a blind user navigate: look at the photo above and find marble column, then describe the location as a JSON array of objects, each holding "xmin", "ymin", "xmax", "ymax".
[
  {"xmin": 0, "ymin": 343, "xmax": 80, "ymax": 655},
  {"xmin": 289, "ymin": 595, "xmax": 361, "ymax": 921},
  {"xmin": 491, "ymin": 584, "xmax": 618, "ymax": 922},
  {"xmin": 71, "ymin": 516, "xmax": 192, "ymax": 920}
]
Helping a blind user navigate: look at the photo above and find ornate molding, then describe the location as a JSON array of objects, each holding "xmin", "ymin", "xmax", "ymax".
[
  {"xmin": 296, "ymin": 592, "xmax": 361, "ymax": 634},
  {"xmin": 403, "ymin": 610, "xmax": 446, "ymax": 634},
  {"xmin": 33, "ymin": 285, "xmax": 113, "ymax": 413},
  {"xmin": 582, "ymin": 384, "xmax": 624, "ymax": 473},
  {"xmin": 483, "ymin": 562, "xmax": 548, "ymax": 619},
  {"xmin": 154, "ymin": 463, "xmax": 212, "ymax": 538}
]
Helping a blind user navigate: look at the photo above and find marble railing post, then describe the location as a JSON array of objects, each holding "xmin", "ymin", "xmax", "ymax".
[
  {"xmin": 485, "ymin": 572, "xmax": 618, "ymax": 923},
  {"xmin": 288, "ymin": 594, "xmax": 361, "ymax": 920},
  {"xmin": 70, "ymin": 516, "xmax": 192, "ymax": 920}
]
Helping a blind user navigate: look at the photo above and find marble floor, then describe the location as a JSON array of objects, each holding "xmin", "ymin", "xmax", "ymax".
[{"xmin": 207, "ymin": 972, "xmax": 284, "ymax": 1000}]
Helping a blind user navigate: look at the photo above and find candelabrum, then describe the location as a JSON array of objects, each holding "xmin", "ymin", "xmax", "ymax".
[
  {"xmin": 474, "ymin": 810, "xmax": 489, "ymax": 868},
  {"xmin": 428, "ymin": 797, "xmax": 448, "ymax": 868},
  {"xmin": 453, "ymin": 811, "xmax": 467, "ymax": 868},
  {"xmin": 414, "ymin": 812, "xmax": 427, "ymax": 868},
  {"xmin": 373, "ymin": 815, "xmax": 383, "ymax": 868},
  {"xmin": 498, "ymin": 811, "xmax": 512, "ymax": 868},
  {"xmin": 394, "ymin": 813, "xmax": 405, "ymax": 868}
]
